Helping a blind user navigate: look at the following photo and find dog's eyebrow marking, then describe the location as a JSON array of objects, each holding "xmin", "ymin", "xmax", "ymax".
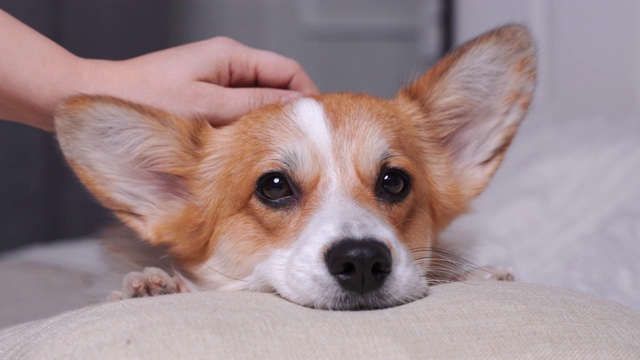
[
  {"xmin": 289, "ymin": 98, "xmax": 332, "ymax": 153},
  {"xmin": 285, "ymin": 98, "xmax": 334, "ymax": 179}
]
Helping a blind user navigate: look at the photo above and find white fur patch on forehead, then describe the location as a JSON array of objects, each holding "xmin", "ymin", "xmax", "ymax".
[{"xmin": 288, "ymin": 98, "xmax": 332, "ymax": 152}]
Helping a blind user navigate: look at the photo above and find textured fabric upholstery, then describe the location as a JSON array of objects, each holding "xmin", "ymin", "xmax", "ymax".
[{"xmin": 2, "ymin": 281, "xmax": 639, "ymax": 359}]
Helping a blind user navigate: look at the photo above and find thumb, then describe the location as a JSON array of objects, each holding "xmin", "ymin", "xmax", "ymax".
[{"xmin": 211, "ymin": 87, "xmax": 303, "ymax": 125}]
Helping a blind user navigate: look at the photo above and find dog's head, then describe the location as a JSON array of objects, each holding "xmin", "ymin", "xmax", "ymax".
[{"xmin": 55, "ymin": 25, "xmax": 535, "ymax": 309}]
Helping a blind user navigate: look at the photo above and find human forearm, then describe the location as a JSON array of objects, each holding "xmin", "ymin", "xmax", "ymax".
[{"xmin": 0, "ymin": 9, "xmax": 86, "ymax": 131}]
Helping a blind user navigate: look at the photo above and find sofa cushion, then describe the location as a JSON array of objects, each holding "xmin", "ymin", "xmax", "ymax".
[{"xmin": 1, "ymin": 281, "xmax": 639, "ymax": 359}]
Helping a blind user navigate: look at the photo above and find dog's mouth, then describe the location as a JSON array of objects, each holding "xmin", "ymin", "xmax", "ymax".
[
  {"xmin": 268, "ymin": 283, "xmax": 430, "ymax": 311},
  {"xmin": 322, "ymin": 288, "xmax": 430, "ymax": 311},
  {"xmin": 254, "ymin": 265, "xmax": 430, "ymax": 311}
]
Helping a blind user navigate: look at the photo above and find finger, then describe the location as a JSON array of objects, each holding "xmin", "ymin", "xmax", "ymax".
[
  {"xmin": 195, "ymin": 85, "xmax": 303, "ymax": 126},
  {"xmin": 228, "ymin": 47, "xmax": 320, "ymax": 95}
]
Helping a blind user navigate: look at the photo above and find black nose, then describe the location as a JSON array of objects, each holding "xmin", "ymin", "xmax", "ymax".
[{"xmin": 324, "ymin": 238, "xmax": 392, "ymax": 294}]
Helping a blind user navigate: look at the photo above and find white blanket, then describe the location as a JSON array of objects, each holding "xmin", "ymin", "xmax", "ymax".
[{"xmin": 444, "ymin": 114, "xmax": 640, "ymax": 308}]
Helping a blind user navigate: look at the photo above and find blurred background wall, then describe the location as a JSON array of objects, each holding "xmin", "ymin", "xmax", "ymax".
[
  {"xmin": 0, "ymin": 0, "xmax": 451, "ymax": 252},
  {"xmin": 455, "ymin": 0, "xmax": 640, "ymax": 124},
  {"xmin": 171, "ymin": 0, "xmax": 450, "ymax": 97}
]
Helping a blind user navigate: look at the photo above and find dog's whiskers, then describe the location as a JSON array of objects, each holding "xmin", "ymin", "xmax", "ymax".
[
  {"xmin": 202, "ymin": 263, "xmax": 248, "ymax": 282},
  {"xmin": 410, "ymin": 246, "xmax": 494, "ymax": 285}
]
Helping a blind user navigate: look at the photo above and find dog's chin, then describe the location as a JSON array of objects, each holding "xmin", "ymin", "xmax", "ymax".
[
  {"xmin": 264, "ymin": 281, "xmax": 430, "ymax": 311},
  {"xmin": 213, "ymin": 276, "xmax": 429, "ymax": 310},
  {"xmin": 311, "ymin": 289, "xmax": 430, "ymax": 311}
]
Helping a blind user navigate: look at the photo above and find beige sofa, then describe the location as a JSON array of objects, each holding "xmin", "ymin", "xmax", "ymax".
[{"xmin": 2, "ymin": 281, "xmax": 639, "ymax": 359}]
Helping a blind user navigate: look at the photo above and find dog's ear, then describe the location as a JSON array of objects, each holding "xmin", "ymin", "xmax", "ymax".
[
  {"xmin": 55, "ymin": 95, "xmax": 210, "ymax": 241},
  {"xmin": 395, "ymin": 25, "xmax": 536, "ymax": 202}
]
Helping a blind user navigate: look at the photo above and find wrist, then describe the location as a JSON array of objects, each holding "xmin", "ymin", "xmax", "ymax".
[
  {"xmin": 26, "ymin": 53, "xmax": 90, "ymax": 132},
  {"xmin": 73, "ymin": 57, "xmax": 121, "ymax": 99}
]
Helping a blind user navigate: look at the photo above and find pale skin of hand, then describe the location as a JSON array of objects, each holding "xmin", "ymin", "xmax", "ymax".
[{"xmin": 0, "ymin": 9, "xmax": 319, "ymax": 132}]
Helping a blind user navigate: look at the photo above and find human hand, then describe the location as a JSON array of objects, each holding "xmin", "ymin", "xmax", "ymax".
[
  {"xmin": 0, "ymin": 7, "xmax": 319, "ymax": 131},
  {"xmin": 79, "ymin": 37, "xmax": 320, "ymax": 126}
]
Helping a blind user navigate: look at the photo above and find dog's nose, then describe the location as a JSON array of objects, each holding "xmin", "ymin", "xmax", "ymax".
[{"xmin": 324, "ymin": 238, "xmax": 392, "ymax": 294}]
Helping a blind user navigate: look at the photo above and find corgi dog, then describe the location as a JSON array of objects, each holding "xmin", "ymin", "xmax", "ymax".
[{"xmin": 54, "ymin": 25, "xmax": 535, "ymax": 310}]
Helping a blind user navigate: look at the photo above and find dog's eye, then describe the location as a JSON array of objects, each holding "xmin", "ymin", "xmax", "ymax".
[
  {"xmin": 377, "ymin": 168, "xmax": 411, "ymax": 203},
  {"xmin": 256, "ymin": 172, "xmax": 295, "ymax": 207},
  {"xmin": 382, "ymin": 172, "xmax": 405, "ymax": 195}
]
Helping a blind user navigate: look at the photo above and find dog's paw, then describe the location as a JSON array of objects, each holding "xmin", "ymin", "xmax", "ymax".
[
  {"xmin": 462, "ymin": 265, "xmax": 515, "ymax": 282},
  {"xmin": 108, "ymin": 267, "xmax": 190, "ymax": 301}
]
